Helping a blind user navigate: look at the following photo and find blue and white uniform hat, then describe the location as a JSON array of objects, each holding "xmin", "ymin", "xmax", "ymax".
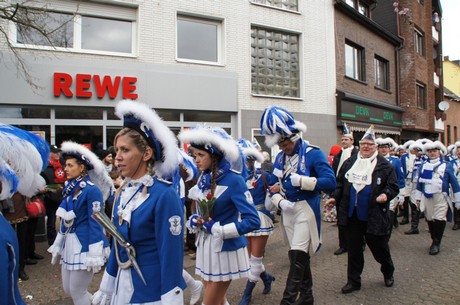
[
  {"xmin": 260, "ymin": 106, "xmax": 307, "ymax": 148},
  {"xmin": 177, "ymin": 148, "xmax": 198, "ymax": 182},
  {"xmin": 115, "ymin": 100, "xmax": 179, "ymax": 179},
  {"xmin": 396, "ymin": 145, "xmax": 406, "ymax": 152},
  {"xmin": 447, "ymin": 144, "xmax": 456, "ymax": 155},
  {"xmin": 342, "ymin": 123, "xmax": 353, "ymax": 139},
  {"xmin": 376, "ymin": 137, "xmax": 397, "ymax": 149},
  {"xmin": 61, "ymin": 141, "xmax": 114, "ymax": 201},
  {"xmin": 237, "ymin": 138, "xmax": 264, "ymax": 163},
  {"xmin": 409, "ymin": 140, "xmax": 424, "ymax": 152},
  {"xmin": 403, "ymin": 140, "xmax": 415, "ymax": 150},
  {"xmin": 0, "ymin": 124, "xmax": 49, "ymax": 197},
  {"xmin": 178, "ymin": 125, "xmax": 241, "ymax": 171},
  {"xmin": 0, "ymin": 158, "xmax": 19, "ymax": 200},
  {"xmin": 423, "ymin": 140, "xmax": 447, "ymax": 155},
  {"xmin": 360, "ymin": 125, "xmax": 376, "ymax": 142}
]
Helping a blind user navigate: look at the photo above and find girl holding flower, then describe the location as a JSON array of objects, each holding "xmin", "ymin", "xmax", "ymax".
[{"xmin": 179, "ymin": 126, "xmax": 260, "ymax": 305}]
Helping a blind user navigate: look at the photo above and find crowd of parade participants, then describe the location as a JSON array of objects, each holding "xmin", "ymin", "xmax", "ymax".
[{"xmin": 1, "ymin": 101, "xmax": 460, "ymax": 305}]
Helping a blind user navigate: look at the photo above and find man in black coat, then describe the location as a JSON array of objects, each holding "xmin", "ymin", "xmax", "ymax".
[
  {"xmin": 326, "ymin": 126, "xmax": 399, "ymax": 293},
  {"xmin": 331, "ymin": 123, "xmax": 358, "ymax": 255}
]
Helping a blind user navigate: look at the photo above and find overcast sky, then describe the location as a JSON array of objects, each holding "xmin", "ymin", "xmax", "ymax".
[{"xmin": 442, "ymin": 0, "xmax": 460, "ymax": 60}]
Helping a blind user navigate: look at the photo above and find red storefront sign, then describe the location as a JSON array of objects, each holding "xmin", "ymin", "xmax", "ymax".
[{"xmin": 53, "ymin": 72, "xmax": 138, "ymax": 99}]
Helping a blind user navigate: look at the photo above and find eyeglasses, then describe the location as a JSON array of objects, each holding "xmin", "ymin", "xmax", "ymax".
[{"xmin": 359, "ymin": 142, "xmax": 375, "ymax": 147}]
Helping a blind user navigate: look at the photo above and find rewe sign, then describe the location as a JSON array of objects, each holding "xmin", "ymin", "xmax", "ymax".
[{"xmin": 53, "ymin": 72, "xmax": 138, "ymax": 99}]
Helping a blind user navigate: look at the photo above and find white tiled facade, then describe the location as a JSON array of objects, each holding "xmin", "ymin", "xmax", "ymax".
[{"xmin": 0, "ymin": 0, "xmax": 337, "ymax": 153}]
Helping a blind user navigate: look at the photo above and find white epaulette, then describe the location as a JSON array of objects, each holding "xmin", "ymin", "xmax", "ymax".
[
  {"xmin": 230, "ymin": 169, "xmax": 242, "ymax": 174},
  {"xmin": 87, "ymin": 181, "xmax": 95, "ymax": 186},
  {"xmin": 306, "ymin": 144, "xmax": 320, "ymax": 152}
]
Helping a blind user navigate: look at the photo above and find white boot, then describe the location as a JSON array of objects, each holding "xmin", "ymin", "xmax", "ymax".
[{"xmin": 182, "ymin": 269, "xmax": 203, "ymax": 305}]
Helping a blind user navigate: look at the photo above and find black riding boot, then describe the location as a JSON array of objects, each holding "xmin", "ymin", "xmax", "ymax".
[
  {"xmin": 405, "ymin": 203, "xmax": 419, "ymax": 234},
  {"xmin": 452, "ymin": 209, "xmax": 459, "ymax": 230},
  {"xmin": 280, "ymin": 250, "xmax": 310, "ymax": 305},
  {"xmin": 430, "ymin": 220, "xmax": 446, "ymax": 255},
  {"xmin": 294, "ymin": 254, "xmax": 314, "ymax": 305},
  {"xmin": 238, "ymin": 280, "xmax": 256, "ymax": 305},
  {"xmin": 400, "ymin": 197, "xmax": 409, "ymax": 224}
]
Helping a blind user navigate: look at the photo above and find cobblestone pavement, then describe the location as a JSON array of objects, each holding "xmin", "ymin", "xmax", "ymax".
[{"xmin": 20, "ymin": 215, "xmax": 460, "ymax": 305}]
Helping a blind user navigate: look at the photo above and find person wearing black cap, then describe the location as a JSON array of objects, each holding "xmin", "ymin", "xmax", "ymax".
[
  {"xmin": 47, "ymin": 141, "xmax": 111, "ymax": 305},
  {"xmin": 41, "ymin": 144, "xmax": 66, "ymax": 246},
  {"xmin": 92, "ymin": 100, "xmax": 186, "ymax": 305},
  {"xmin": 331, "ymin": 123, "xmax": 358, "ymax": 255},
  {"xmin": 97, "ymin": 150, "xmax": 113, "ymax": 173},
  {"xmin": 326, "ymin": 125, "xmax": 398, "ymax": 293}
]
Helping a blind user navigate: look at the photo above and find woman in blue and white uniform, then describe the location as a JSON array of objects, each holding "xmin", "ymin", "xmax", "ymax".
[
  {"xmin": 91, "ymin": 100, "xmax": 185, "ymax": 305},
  {"xmin": 47, "ymin": 141, "xmax": 111, "ymax": 305},
  {"xmin": 179, "ymin": 126, "xmax": 260, "ymax": 305},
  {"xmin": 415, "ymin": 141, "xmax": 460, "ymax": 255},
  {"xmin": 236, "ymin": 138, "xmax": 277, "ymax": 305}
]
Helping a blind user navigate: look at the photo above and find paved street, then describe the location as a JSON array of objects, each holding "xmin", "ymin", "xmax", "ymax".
[{"xmin": 19, "ymin": 215, "xmax": 460, "ymax": 305}]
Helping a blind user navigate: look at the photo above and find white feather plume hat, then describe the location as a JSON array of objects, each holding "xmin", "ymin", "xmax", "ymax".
[
  {"xmin": 115, "ymin": 100, "xmax": 179, "ymax": 179},
  {"xmin": 237, "ymin": 138, "xmax": 264, "ymax": 163},
  {"xmin": 178, "ymin": 125, "xmax": 240, "ymax": 166},
  {"xmin": 61, "ymin": 141, "xmax": 114, "ymax": 201},
  {"xmin": 0, "ymin": 124, "xmax": 49, "ymax": 197},
  {"xmin": 423, "ymin": 140, "xmax": 447, "ymax": 155}
]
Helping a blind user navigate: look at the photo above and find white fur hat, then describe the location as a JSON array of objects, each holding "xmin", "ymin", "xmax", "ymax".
[
  {"xmin": 237, "ymin": 138, "xmax": 264, "ymax": 163},
  {"xmin": 423, "ymin": 140, "xmax": 447, "ymax": 155},
  {"xmin": 61, "ymin": 141, "xmax": 114, "ymax": 201},
  {"xmin": 115, "ymin": 100, "xmax": 179, "ymax": 179}
]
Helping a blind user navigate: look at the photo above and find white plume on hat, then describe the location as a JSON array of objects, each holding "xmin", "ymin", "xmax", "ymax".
[
  {"xmin": 115, "ymin": 100, "xmax": 179, "ymax": 179},
  {"xmin": 409, "ymin": 141, "xmax": 424, "ymax": 152},
  {"xmin": 237, "ymin": 138, "xmax": 265, "ymax": 163},
  {"xmin": 447, "ymin": 144, "xmax": 456, "ymax": 154},
  {"xmin": 260, "ymin": 106, "xmax": 307, "ymax": 148},
  {"xmin": 423, "ymin": 140, "xmax": 447, "ymax": 155},
  {"xmin": 403, "ymin": 140, "xmax": 415, "ymax": 149},
  {"xmin": 0, "ymin": 158, "xmax": 19, "ymax": 200},
  {"xmin": 61, "ymin": 141, "xmax": 114, "ymax": 201},
  {"xmin": 178, "ymin": 125, "xmax": 240, "ymax": 165},
  {"xmin": 360, "ymin": 125, "xmax": 376, "ymax": 142},
  {"xmin": 0, "ymin": 131, "xmax": 46, "ymax": 197}
]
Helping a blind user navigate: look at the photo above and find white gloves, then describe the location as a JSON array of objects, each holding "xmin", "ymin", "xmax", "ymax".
[
  {"xmin": 86, "ymin": 241, "xmax": 105, "ymax": 273},
  {"xmin": 264, "ymin": 193, "xmax": 275, "ymax": 211},
  {"xmin": 271, "ymin": 193, "xmax": 296, "ymax": 214},
  {"xmin": 47, "ymin": 232, "xmax": 65, "ymax": 265},
  {"xmin": 91, "ymin": 290, "xmax": 112, "ymax": 305},
  {"xmin": 290, "ymin": 173, "xmax": 301, "ymax": 187},
  {"xmin": 398, "ymin": 195, "xmax": 405, "ymax": 206},
  {"xmin": 279, "ymin": 199, "xmax": 296, "ymax": 213},
  {"xmin": 91, "ymin": 272, "xmax": 116, "ymax": 305},
  {"xmin": 290, "ymin": 173, "xmax": 317, "ymax": 191}
]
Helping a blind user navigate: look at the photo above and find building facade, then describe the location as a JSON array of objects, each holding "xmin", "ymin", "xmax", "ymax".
[
  {"xmin": 0, "ymin": 0, "xmax": 336, "ymax": 156},
  {"xmin": 373, "ymin": 0, "xmax": 444, "ymax": 141},
  {"xmin": 334, "ymin": 0, "xmax": 404, "ymax": 142}
]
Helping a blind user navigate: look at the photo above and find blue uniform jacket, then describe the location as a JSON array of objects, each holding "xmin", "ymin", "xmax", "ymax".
[
  {"xmin": 0, "ymin": 214, "xmax": 25, "ymax": 305},
  {"xmin": 386, "ymin": 156, "xmax": 406, "ymax": 190},
  {"xmin": 58, "ymin": 182, "xmax": 109, "ymax": 254},
  {"xmin": 106, "ymin": 178, "xmax": 186, "ymax": 303},
  {"xmin": 247, "ymin": 168, "xmax": 277, "ymax": 217},
  {"xmin": 210, "ymin": 170, "xmax": 260, "ymax": 251}
]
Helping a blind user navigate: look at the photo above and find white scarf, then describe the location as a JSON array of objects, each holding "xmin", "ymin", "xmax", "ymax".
[
  {"xmin": 337, "ymin": 146, "xmax": 353, "ymax": 176},
  {"xmin": 345, "ymin": 151, "xmax": 378, "ymax": 193}
]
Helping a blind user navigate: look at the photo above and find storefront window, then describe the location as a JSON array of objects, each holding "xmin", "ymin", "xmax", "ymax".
[
  {"xmin": 55, "ymin": 107, "xmax": 103, "ymax": 119},
  {"xmin": 156, "ymin": 110, "xmax": 181, "ymax": 121},
  {"xmin": 0, "ymin": 107, "xmax": 50, "ymax": 118},
  {"xmin": 56, "ymin": 126, "xmax": 102, "ymax": 150},
  {"xmin": 16, "ymin": 125, "xmax": 51, "ymax": 143},
  {"xmin": 183, "ymin": 111, "xmax": 231, "ymax": 122}
]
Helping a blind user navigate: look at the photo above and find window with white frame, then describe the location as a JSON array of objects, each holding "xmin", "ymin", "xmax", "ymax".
[
  {"xmin": 14, "ymin": 7, "xmax": 135, "ymax": 55},
  {"xmin": 374, "ymin": 55, "xmax": 389, "ymax": 90},
  {"xmin": 416, "ymin": 82, "xmax": 426, "ymax": 109},
  {"xmin": 414, "ymin": 28, "xmax": 425, "ymax": 56},
  {"xmin": 345, "ymin": 40, "xmax": 365, "ymax": 81},
  {"xmin": 251, "ymin": 0, "xmax": 298, "ymax": 12},
  {"xmin": 345, "ymin": 0, "xmax": 370, "ymax": 17},
  {"xmin": 251, "ymin": 26, "xmax": 300, "ymax": 98},
  {"xmin": 177, "ymin": 15, "xmax": 222, "ymax": 64}
]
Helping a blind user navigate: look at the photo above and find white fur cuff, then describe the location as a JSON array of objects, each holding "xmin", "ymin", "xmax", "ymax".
[
  {"xmin": 300, "ymin": 176, "xmax": 317, "ymax": 191},
  {"xmin": 221, "ymin": 223, "xmax": 239, "ymax": 239},
  {"xmin": 100, "ymin": 272, "xmax": 116, "ymax": 294},
  {"xmin": 271, "ymin": 193, "xmax": 284, "ymax": 209}
]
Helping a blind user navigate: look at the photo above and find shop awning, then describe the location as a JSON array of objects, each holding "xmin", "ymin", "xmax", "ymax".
[{"xmin": 343, "ymin": 120, "xmax": 401, "ymax": 136}]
